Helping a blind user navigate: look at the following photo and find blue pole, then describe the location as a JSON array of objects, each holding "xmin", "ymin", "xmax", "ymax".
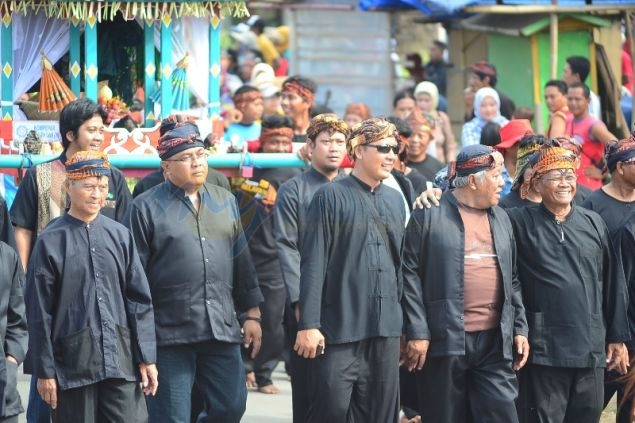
[
  {"xmin": 69, "ymin": 17, "xmax": 81, "ymax": 96},
  {"xmin": 208, "ymin": 15, "xmax": 221, "ymax": 118},
  {"xmin": 160, "ymin": 15, "xmax": 173, "ymax": 119},
  {"xmin": 144, "ymin": 18, "xmax": 156, "ymax": 126},
  {"xmin": 1, "ymin": 11, "xmax": 13, "ymax": 120},
  {"xmin": 84, "ymin": 14, "xmax": 98, "ymax": 101},
  {"xmin": 0, "ymin": 154, "xmax": 308, "ymax": 169}
]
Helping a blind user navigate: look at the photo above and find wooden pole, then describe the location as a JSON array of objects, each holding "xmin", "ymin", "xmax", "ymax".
[{"xmin": 550, "ymin": 0, "xmax": 558, "ymax": 79}]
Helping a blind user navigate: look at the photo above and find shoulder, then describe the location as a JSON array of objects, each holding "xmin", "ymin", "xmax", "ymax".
[{"xmin": 0, "ymin": 241, "xmax": 19, "ymax": 264}]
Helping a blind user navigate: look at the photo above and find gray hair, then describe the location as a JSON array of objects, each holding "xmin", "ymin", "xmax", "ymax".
[{"xmin": 452, "ymin": 169, "xmax": 487, "ymax": 188}]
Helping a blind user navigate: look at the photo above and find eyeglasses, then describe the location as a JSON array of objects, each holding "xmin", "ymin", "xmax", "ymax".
[
  {"xmin": 363, "ymin": 144, "xmax": 399, "ymax": 154},
  {"xmin": 165, "ymin": 151, "xmax": 210, "ymax": 164}
]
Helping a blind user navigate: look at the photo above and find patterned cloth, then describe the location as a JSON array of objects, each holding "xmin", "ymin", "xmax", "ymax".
[
  {"xmin": 347, "ymin": 118, "xmax": 397, "ymax": 158},
  {"xmin": 520, "ymin": 145, "xmax": 576, "ymax": 199},
  {"xmin": 511, "ymin": 135, "xmax": 547, "ymax": 190},
  {"xmin": 282, "ymin": 80, "xmax": 314, "ymax": 105},
  {"xmin": 605, "ymin": 134, "xmax": 635, "ymax": 172},
  {"xmin": 344, "ymin": 103, "xmax": 371, "ymax": 120},
  {"xmin": 65, "ymin": 151, "xmax": 111, "ymax": 181},
  {"xmin": 260, "ymin": 127, "xmax": 294, "ymax": 152},
  {"xmin": 406, "ymin": 108, "xmax": 434, "ymax": 132},
  {"xmin": 306, "ymin": 113, "xmax": 350, "ymax": 142},
  {"xmin": 157, "ymin": 122, "xmax": 205, "ymax": 160},
  {"xmin": 447, "ymin": 145, "xmax": 500, "ymax": 183}
]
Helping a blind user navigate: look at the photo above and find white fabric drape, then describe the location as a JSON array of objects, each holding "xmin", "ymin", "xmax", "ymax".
[
  {"xmin": 12, "ymin": 11, "xmax": 69, "ymax": 119},
  {"xmin": 143, "ymin": 16, "xmax": 210, "ymax": 105}
]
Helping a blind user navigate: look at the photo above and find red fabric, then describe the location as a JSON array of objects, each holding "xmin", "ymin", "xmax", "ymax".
[
  {"xmin": 565, "ymin": 114, "xmax": 605, "ymax": 190},
  {"xmin": 622, "ymin": 50, "xmax": 634, "ymax": 93},
  {"xmin": 275, "ymin": 57, "xmax": 289, "ymax": 77}
]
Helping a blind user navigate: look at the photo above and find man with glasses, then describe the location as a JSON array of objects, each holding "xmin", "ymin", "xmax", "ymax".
[
  {"xmin": 128, "ymin": 122, "xmax": 263, "ymax": 423},
  {"xmin": 506, "ymin": 143, "xmax": 629, "ymax": 422},
  {"xmin": 294, "ymin": 118, "xmax": 428, "ymax": 422}
]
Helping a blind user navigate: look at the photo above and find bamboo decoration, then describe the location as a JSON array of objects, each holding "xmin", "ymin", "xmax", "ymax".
[{"xmin": 38, "ymin": 52, "xmax": 77, "ymax": 113}]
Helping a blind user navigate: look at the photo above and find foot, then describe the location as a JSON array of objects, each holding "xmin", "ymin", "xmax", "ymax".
[
  {"xmin": 245, "ymin": 371, "xmax": 257, "ymax": 388},
  {"xmin": 257, "ymin": 384, "xmax": 280, "ymax": 394}
]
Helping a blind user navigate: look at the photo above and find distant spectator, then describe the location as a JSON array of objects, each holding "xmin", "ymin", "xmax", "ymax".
[
  {"xmin": 343, "ymin": 103, "xmax": 372, "ymax": 128},
  {"xmin": 281, "ymin": 75, "xmax": 317, "ymax": 142},
  {"xmin": 225, "ymin": 85, "xmax": 264, "ymax": 149},
  {"xmin": 466, "ymin": 61, "xmax": 516, "ymax": 121},
  {"xmin": 563, "ymin": 55, "xmax": 601, "ymax": 120},
  {"xmin": 405, "ymin": 53, "xmax": 425, "ymax": 85},
  {"xmin": 247, "ymin": 15, "xmax": 280, "ymax": 71},
  {"xmin": 392, "ymin": 89, "xmax": 416, "ymax": 120},
  {"xmin": 462, "ymin": 87, "xmax": 509, "ymax": 147},
  {"xmin": 544, "ymin": 79, "xmax": 571, "ymax": 138},
  {"xmin": 423, "ymin": 40, "xmax": 449, "ymax": 96},
  {"xmin": 512, "ymin": 107, "xmax": 535, "ymax": 123},
  {"xmin": 480, "ymin": 121, "xmax": 501, "ymax": 147}
]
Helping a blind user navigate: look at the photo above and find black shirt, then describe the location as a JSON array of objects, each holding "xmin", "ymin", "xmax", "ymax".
[
  {"xmin": 25, "ymin": 214, "xmax": 156, "ymax": 389},
  {"xmin": 298, "ymin": 175, "xmax": 406, "ymax": 344},
  {"xmin": 132, "ymin": 167, "xmax": 230, "ymax": 198},
  {"xmin": 404, "ymin": 168, "xmax": 428, "ymax": 196},
  {"xmin": 129, "ymin": 181, "xmax": 263, "ymax": 346},
  {"xmin": 0, "ymin": 195, "xmax": 15, "ymax": 251},
  {"xmin": 423, "ymin": 60, "xmax": 448, "ymax": 96},
  {"xmin": 408, "ymin": 156, "xmax": 444, "ymax": 182},
  {"xmin": 507, "ymin": 204, "xmax": 629, "ymax": 367},
  {"xmin": 235, "ymin": 167, "xmax": 302, "ymax": 279},
  {"xmin": 498, "ymin": 190, "xmax": 538, "ymax": 209},
  {"xmin": 581, "ymin": 188, "xmax": 635, "ymax": 236},
  {"xmin": 275, "ymin": 167, "xmax": 348, "ymax": 305}
]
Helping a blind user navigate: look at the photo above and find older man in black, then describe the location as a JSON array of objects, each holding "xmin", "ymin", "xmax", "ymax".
[
  {"xmin": 294, "ymin": 118, "xmax": 427, "ymax": 423},
  {"xmin": 403, "ymin": 145, "xmax": 529, "ymax": 422},
  {"xmin": 128, "ymin": 122, "xmax": 263, "ymax": 423},
  {"xmin": 507, "ymin": 144, "xmax": 629, "ymax": 423}
]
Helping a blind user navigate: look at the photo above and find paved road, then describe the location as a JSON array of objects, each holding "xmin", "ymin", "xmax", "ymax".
[{"xmin": 16, "ymin": 364, "xmax": 293, "ymax": 422}]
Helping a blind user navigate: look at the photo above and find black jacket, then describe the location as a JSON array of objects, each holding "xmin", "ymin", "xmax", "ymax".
[
  {"xmin": 507, "ymin": 204, "xmax": 630, "ymax": 367},
  {"xmin": 0, "ymin": 242, "xmax": 27, "ymax": 417},
  {"xmin": 129, "ymin": 181, "xmax": 263, "ymax": 346},
  {"xmin": 403, "ymin": 192, "xmax": 528, "ymax": 360}
]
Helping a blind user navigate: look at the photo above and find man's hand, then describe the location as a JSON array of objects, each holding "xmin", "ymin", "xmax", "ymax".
[
  {"xmin": 400, "ymin": 339, "xmax": 430, "ymax": 371},
  {"xmin": 413, "ymin": 187, "xmax": 442, "ymax": 210},
  {"xmin": 607, "ymin": 343, "xmax": 629, "ymax": 374},
  {"xmin": 294, "ymin": 329, "xmax": 325, "ymax": 359},
  {"xmin": 139, "ymin": 363, "xmax": 158, "ymax": 396},
  {"xmin": 5, "ymin": 355, "xmax": 17, "ymax": 365},
  {"xmin": 37, "ymin": 378, "xmax": 57, "ymax": 410},
  {"xmin": 243, "ymin": 319, "xmax": 263, "ymax": 359},
  {"xmin": 513, "ymin": 335, "xmax": 530, "ymax": 371}
]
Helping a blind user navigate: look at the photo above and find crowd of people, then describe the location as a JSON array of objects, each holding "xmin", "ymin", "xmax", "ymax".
[{"xmin": 1, "ymin": 28, "xmax": 635, "ymax": 423}]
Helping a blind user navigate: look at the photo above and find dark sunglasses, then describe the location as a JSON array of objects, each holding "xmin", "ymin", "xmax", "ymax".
[{"xmin": 364, "ymin": 144, "xmax": 399, "ymax": 154}]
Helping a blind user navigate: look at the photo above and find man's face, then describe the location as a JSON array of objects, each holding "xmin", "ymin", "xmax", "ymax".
[
  {"xmin": 309, "ymin": 130, "xmax": 346, "ymax": 173},
  {"xmin": 261, "ymin": 134, "xmax": 291, "ymax": 153},
  {"xmin": 545, "ymin": 86, "xmax": 566, "ymax": 113},
  {"xmin": 429, "ymin": 44, "xmax": 443, "ymax": 62},
  {"xmin": 66, "ymin": 115, "xmax": 105, "ymax": 152},
  {"xmin": 617, "ymin": 160, "xmax": 635, "ymax": 187},
  {"xmin": 356, "ymin": 136, "xmax": 398, "ymax": 182},
  {"xmin": 407, "ymin": 125, "xmax": 432, "ymax": 159},
  {"xmin": 566, "ymin": 87, "xmax": 589, "ymax": 118},
  {"xmin": 469, "ymin": 73, "xmax": 488, "ymax": 90},
  {"xmin": 242, "ymin": 97, "xmax": 264, "ymax": 123},
  {"xmin": 66, "ymin": 175, "xmax": 109, "ymax": 220},
  {"xmin": 161, "ymin": 147, "xmax": 209, "ymax": 190},
  {"xmin": 562, "ymin": 63, "xmax": 578, "ymax": 85},
  {"xmin": 344, "ymin": 113, "xmax": 364, "ymax": 129},
  {"xmin": 263, "ymin": 95, "xmax": 281, "ymax": 116},
  {"xmin": 281, "ymin": 90, "xmax": 310, "ymax": 120},
  {"xmin": 473, "ymin": 159, "xmax": 504, "ymax": 207},
  {"xmin": 537, "ymin": 168, "xmax": 577, "ymax": 208}
]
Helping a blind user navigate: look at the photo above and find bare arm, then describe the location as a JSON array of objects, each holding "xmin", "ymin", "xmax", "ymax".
[
  {"xmin": 591, "ymin": 122, "xmax": 617, "ymax": 145},
  {"xmin": 547, "ymin": 113, "xmax": 567, "ymax": 138},
  {"xmin": 14, "ymin": 227, "xmax": 32, "ymax": 271}
]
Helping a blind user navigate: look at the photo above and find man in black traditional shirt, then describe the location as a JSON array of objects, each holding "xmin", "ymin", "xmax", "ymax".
[
  {"xmin": 275, "ymin": 113, "xmax": 350, "ymax": 422},
  {"xmin": 128, "ymin": 122, "xmax": 263, "ymax": 423},
  {"xmin": 25, "ymin": 151, "xmax": 157, "ymax": 422},
  {"xmin": 403, "ymin": 145, "xmax": 529, "ymax": 422},
  {"xmin": 294, "ymin": 118, "xmax": 427, "ymax": 423},
  {"xmin": 506, "ymin": 144, "xmax": 630, "ymax": 423}
]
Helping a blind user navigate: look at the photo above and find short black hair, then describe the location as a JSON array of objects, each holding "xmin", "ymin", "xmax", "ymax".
[
  {"xmin": 310, "ymin": 104, "xmax": 333, "ymax": 118},
  {"xmin": 283, "ymin": 75, "xmax": 318, "ymax": 95},
  {"xmin": 59, "ymin": 99, "xmax": 108, "ymax": 151},
  {"xmin": 392, "ymin": 88, "xmax": 415, "ymax": 108},
  {"xmin": 566, "ymin": 56, "xmax": 590, "ymax": 82},
  {"xmin": 384, "ymin": 116, "xmax": 412, "ymax": 138},
  {"xmin": 545, "ymin": 79, "xmax": 568, "ymax": 95},
  {"xmin": 233, "ymin": 84, "xmax": 260, "ymax": 97},
  {"xmin": 568, "ymin": 81, "xmax": 590, "ymax": 99},
  {"xmin": 261, "ymin": 114, "xmax": 294, "ymax": 130},
  {"xmin": 480, "ymin": 121, "xmax": 501, "ymax": 147},
  {"xmin": 432, "ymin": 40, "xmax": 447, "ymax": 50}
]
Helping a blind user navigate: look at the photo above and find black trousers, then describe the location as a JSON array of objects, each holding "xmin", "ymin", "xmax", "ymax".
[
  {"xmin": 252, "ymin": 279, "xmax": 286, "ymax": 387},
  {"xmin": 305, "ymin": 337, "xmax": 400, "ymax": 423},
  {"xmin": 287, "ymin": 314, "xmax": 311, "ymax": 423},
  {"xmin": 416, "ymin": 329, "xmax": 519, "ymax": 423},
  {"xmin": 524, "ymin": 364, "xmax": 603, "ymax": 423},
  {"xmin": 53, "ymin": 378, "xmax": 147, "ymax": 423},
  {"xmin": 604, "ymin": 367, "xmax": 633, "ymax": 423},
  {"xmin": 0, "ymin": 416, "xmax": 18, "ymax": 423}
]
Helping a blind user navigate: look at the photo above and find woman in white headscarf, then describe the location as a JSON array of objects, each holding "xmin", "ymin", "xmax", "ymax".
[
  {"xmin": 414, "ymin": 81, "xmax": 456, "ymax": 162},
  {"xmin": 461, "ymin": 87, "xmax": 509, "ymax": 147}
]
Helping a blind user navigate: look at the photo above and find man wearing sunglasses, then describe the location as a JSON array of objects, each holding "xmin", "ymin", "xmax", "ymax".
[{"xmin": 294, "ymin": 118, "xmax": 427, "ymax": 423}]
